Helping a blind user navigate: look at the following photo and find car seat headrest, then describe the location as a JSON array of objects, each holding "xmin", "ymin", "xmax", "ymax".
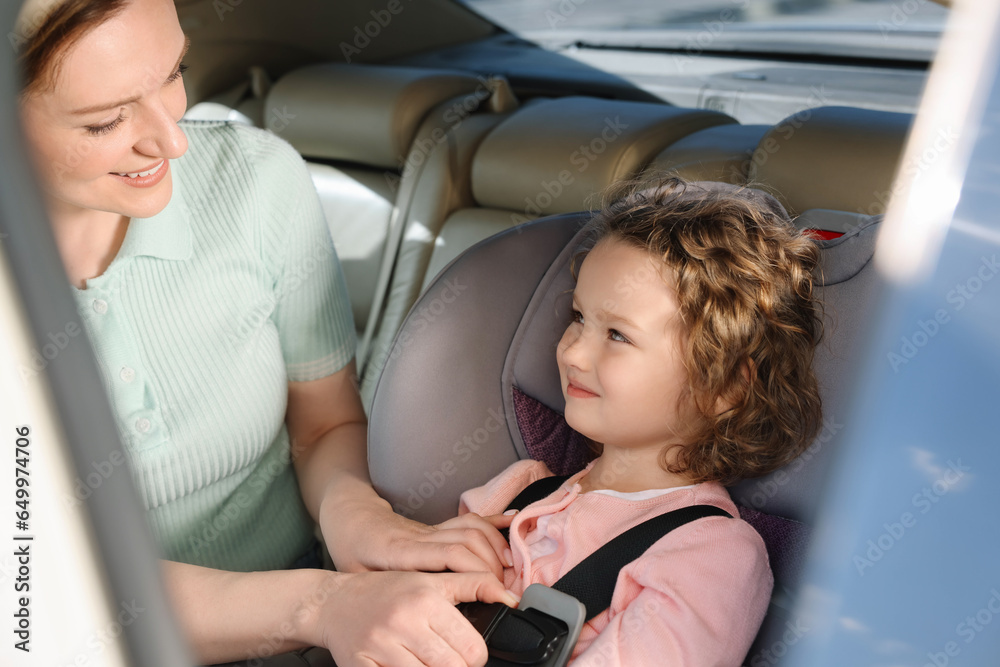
[
  {"xmin": 748, "ymin": 106, "xmax": 911, "ymax": 216},
  {"xmin": 470, "ymin": 97, "xmax": 736, "ymax": 216},
  {"xmin": 266, "ymin": 63, "xmax": 483, "ymax": 168}
]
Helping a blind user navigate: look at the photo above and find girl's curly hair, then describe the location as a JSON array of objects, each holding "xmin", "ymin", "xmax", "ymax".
[{"xmin": 578, "ymin": 175, "xmax": 823, "ymax": 485}]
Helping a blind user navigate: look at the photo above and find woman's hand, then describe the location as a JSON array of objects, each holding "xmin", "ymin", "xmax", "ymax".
[
  {"xmin": 286, "ymin": 365, "xmax": 514, "ymax": 579},
  {"xmin": 301, "ymin": 570, "xmax": 519, "ymax": 667},
  {"xmin": 162, "ymin": 560, "xmax": 517, "ymax": 665},
  {"xmin": 322, "ymin": 500, "xmax": 515, "ymax": 580}
]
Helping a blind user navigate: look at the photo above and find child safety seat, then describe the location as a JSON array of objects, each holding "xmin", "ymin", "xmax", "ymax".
[{"xmin": 367, "ymin": 182, "xmax": 882, "ymax": 664}]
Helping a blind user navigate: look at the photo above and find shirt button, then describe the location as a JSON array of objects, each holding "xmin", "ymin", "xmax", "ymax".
[
  {"xmin": 135, "ymin": 417, "xmax": 151, "ymax": 434},
  {"xmin": 119, "ymin": 366, "xmax": 135, "ymax": 383},
  {"xmin": 92, "ymin": 299, "xmax": 108, "ymax": 314}
]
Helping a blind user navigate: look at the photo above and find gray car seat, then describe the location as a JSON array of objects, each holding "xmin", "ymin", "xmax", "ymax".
[{"xmin": 367, "ymin": 187, "xmax": 882, "ymax": 664}]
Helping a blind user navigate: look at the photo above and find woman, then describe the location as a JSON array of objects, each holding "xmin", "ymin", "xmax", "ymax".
[{"xmin": 16, "ymin": 0, "xmax": 516, "ymax": 664}]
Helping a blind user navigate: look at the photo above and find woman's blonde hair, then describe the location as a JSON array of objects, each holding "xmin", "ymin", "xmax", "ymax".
[{"xmin": 579, "ymin": 175, "xmax": 823, "ymax": 485}]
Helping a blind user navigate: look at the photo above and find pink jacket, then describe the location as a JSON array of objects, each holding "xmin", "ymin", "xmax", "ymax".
[{"xmin": 459, "ymin": 460, "xmax": 772, "ymax": 666}]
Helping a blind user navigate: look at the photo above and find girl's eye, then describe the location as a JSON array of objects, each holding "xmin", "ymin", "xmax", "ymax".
[
  {"xmin": 85, "ymin": 112, "xmax": 125, "ymax": 137},
  {"xmin": 166, "ymin": 63, "xmax": 189, "ymax": 84},
  {"xmin": 608, "ymin": 329, "xmax": 630, "ymax": 344},
  {"xmin": 570, "ymin": 309, "xmax": 584, "ymax": 324}
]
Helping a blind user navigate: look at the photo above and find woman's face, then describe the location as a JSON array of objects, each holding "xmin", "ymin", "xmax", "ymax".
[{"xmin": 20, "ymin": 0, "xmax": 189, "ymax": 221}]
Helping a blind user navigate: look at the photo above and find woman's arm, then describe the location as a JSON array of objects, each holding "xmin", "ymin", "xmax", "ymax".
[
  {"xmin": 162, "ymin": 559, "xmax": 517, "ymax": 665},
  {"xmin": 286, "ymin": 361, "xmax": 511, "ymax": 579}
]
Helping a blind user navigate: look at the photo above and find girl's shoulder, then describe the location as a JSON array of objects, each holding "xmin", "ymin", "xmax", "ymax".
[{"xmin": 459, "ymin": 459, "xmax": 554, "ymax": 516}]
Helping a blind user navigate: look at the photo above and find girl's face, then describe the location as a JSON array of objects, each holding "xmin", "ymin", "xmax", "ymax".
[
  {"xmin": 557, "ymin": 239, "xmax": 691, "ymax": 453},
  {"xmin": 20, "ymin": 0, "xmax": 189, "ymax": 222}
]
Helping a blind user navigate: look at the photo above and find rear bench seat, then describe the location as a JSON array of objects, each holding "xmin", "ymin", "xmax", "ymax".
[{"xmin": 358, "ymin": 96, "xmax": 737, "ymax": 407}]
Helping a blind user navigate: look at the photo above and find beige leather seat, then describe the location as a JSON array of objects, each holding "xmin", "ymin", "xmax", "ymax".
[
  {"xmin": 358, "ymin": 96, "xmax": 737, "ymax": 407},
  {"xmin": 646, "ymin": 123, "xmax": 771, "ymax": 184},
  {"xmin": 263, "ymin": 63, "xmax": 492, "ymax": 343},
  {"xmin": 747, "ymin": 106, "xmax": 912, "ymax": 227}
]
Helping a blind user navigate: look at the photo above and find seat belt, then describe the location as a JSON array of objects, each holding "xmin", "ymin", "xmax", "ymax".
[{"xmin": 502, "ymin": 475, "xmax": 732, "ymax": 621}]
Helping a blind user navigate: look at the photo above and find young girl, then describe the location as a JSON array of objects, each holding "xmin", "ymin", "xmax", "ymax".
[{"xmin": 460, "ymin": 177, "xmax": 823, "ymax": 666}]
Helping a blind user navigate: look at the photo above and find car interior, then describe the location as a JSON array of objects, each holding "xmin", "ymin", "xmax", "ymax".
[
  {"xmin": 171, "ymin": 1, "xmax": 931, "ymax": 664},
  {"xmin": 2, "ymin": 0, "xmax": 963, "ymax": 665}
]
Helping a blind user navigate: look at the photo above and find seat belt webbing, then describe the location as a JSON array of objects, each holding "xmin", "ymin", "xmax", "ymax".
[
  {"xmin": 502, "ymin": 476, "xmax": 732, "ymax": 622},
  {"xmin": 553, "ymin": 504, "xmax": 732, "ymax": 621}
]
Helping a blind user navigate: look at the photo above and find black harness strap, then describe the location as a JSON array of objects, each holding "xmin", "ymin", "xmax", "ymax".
[
  {"xmin": 505, "ymin": 475, "xmax": 570, "ymax": 513},
  {"xmin": 500, "ymin": 475, "xmax": 569, "ymax": 541},
  {"xmin": 553, "ymin": 504, "xmax": 732, "ymax": 621},
  {"xmin": 502, "ymin": 476, "xmax": 732, "ymax": 622}
]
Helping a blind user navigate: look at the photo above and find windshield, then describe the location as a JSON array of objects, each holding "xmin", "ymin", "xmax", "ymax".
[{"xmin": 461, "ymin": 0, "xmax": 948, "ymax": 62}]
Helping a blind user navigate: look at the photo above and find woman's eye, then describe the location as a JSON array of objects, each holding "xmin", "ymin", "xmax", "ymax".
[
  {"xmin": 609, "ymin": 329, "xmax": 630, "ymax": 344},
  {"xmin": 85, "ymin": 112, "xmax": 125, "ymax": 137},
  {"xmin": 166, "ymin": 63, "xmax": 189, "ymax": 84}
]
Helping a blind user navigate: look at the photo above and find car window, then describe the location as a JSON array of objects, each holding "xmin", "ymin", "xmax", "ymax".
[{"xmin": 461, "ymin": 0, "xmax": 948, "ymax": 61}]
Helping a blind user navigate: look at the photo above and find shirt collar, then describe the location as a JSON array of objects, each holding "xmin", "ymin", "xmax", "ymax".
[{"xmin": 116, "ymin": 162, "xmax": 192, "ymax": 262}]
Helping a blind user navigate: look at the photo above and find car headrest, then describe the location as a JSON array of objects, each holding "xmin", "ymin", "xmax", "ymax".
[
  {"xmin": 748, "ymin": 106, "xmax": 912, "ymax": 216},
  {"xmin": 470, "ymin": 97, "xmax": 736, "ymax": 216},
  {"xmin": 266, "ymin": 63, "xmax": 483, "ymax": 168},
  {"xmin": 369, "ymin": 187, "xmax": 881, "ymax": 583}
]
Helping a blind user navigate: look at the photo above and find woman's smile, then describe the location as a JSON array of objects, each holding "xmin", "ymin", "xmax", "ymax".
[{"xmin": 110, "ymin": 158, "xmax": 169, "ymax": 188}]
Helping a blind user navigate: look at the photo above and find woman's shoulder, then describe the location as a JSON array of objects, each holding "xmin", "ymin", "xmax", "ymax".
[{"xmin": 178, "ymin": 120, "xmax": 308, "ymax": 190}]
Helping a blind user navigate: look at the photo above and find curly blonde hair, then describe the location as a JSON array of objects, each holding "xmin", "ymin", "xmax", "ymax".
[{"xmin": 578, "ymin": 176, "xmax": 823, "ymax": 485}]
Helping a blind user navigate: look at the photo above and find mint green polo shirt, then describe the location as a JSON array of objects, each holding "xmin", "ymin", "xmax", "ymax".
[{"xmin": 72, "ymin": 121, "xmax": 356, "ymax": 571}]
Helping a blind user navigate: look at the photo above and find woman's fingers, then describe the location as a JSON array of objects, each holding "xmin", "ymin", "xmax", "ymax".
[
  {"xmin": 427, "ymin": 607, "xmax": 490, "ymax": 667},
  {"xmin": 387, "ymin": 539, "xmax": 504, "ymax": 581},
  {"xmin": 480, "ymin": 512, "xmax": 516, "ymax": 530},
  {"xmin": 434, "ymin": 513, "xmax": 512, "ymax": 569},
  {"xmin": 433, "ymin": 570, "xmax": 519, "ymax": 607},
  {"xmin": 315, "ymin": 572, "xmax": 508, "ymax": 667}
]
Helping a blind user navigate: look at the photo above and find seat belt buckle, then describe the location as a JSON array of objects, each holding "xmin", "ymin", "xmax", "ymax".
[{"xmin": 457, "ymin": 584, "xmax": 586, "ymax": 667}]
